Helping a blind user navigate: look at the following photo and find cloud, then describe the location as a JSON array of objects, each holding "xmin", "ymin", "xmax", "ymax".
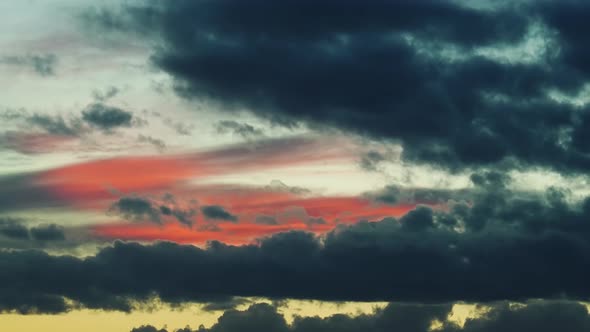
[
  {"xmin": 109, "ymin": 195, "xmax": 197, "ymax": 226},
  {"xmin": 0, "ymin": 218, "xmax": 30, "ymax": 240},
  {"xmin": 201, "ymin": 205, "xmax": 238, "ymax": 222},
  {"xmin": 30, "ymin": 224, "xmax": 66, "ymax": 242},
  {"xmin": 0, "ymin": 53, "xmax": 58, "ymax": 76},
  {"xmin": 86, "ymin": 0, "xmax": 590, "ymax": 173},
  {"xmin": 1, "ymin": 218, "xmax": 68, "ymax": 250},
  {"xmin": 129, "ymin": 300, "xmax": 590, "ymax": 332},
  {"xmin": 215, "ymin": 120, "xmax": 264, "ymax": 139},
  {"xmin": 2, "ymin": 187, "xmax": 590, "ymax": 313},
  {"xmin": 82, "ymin": 103, "xmax": 134, "ymax": 131},
  {"xmin": 138, "ymin": 134, "xmax": 166, "ymax": 152},
  {"xmin": 109, "ymin": 196, "xmax": 163, "ymax": 223}
]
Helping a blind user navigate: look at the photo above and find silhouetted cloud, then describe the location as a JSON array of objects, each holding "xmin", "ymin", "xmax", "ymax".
[
  {"xmin": 201, "ymin": 205, "xmax": 238, "ymax": 222},
  {"xmin": 129, "ymin": 300, "xmax": 590, "ymax": 332},
  {"xmin": 2, "ymin": 187, "xmax": 590, "ymax": 313}
]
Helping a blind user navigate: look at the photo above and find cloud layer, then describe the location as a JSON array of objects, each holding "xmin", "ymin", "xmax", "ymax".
[{"xmin": 89, "ymin": 0, "xmax": 590, "ymax": 172}]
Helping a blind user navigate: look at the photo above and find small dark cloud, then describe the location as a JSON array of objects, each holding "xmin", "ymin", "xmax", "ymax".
[
  {"xmin": 109, "ymin": 196, "xmax": 196, "ymax": 226},
  {"xmin": 0, "ymin": 218, "xmax": 30, "ymax": 240},
  {"xmin": 109, "ymin": 196, "xmax": 162, "ymax": 223},
  {"xmin": 82, "ymin": 103, "xmax": 134, "ymax": 131},
  {"xmin": 30, "ymin": 224, "xmax": 66, "ymax": 242},
  {"xmin": 0, "ymin": 53, "xmax": 58, "ymax": 76},
  {"xmin": 215, "ymin": 120, "xmax": 264, "ymax": 139},
  {"xmin": 201, "ymin": 205, "xmax": 238, "ymax": 222}
]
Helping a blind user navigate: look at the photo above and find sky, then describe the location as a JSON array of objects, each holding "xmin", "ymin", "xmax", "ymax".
[{"xmin": 2, "ymin": 0, "xmax": 590, "ymax": 331}]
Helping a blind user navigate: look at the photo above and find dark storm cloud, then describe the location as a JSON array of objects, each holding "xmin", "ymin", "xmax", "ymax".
[
  {"xmin": 82, "ymin": 103, "xmax": 134, "ymax": 130},
  {"xmin": 0, "ymin": 53, "xmax": 58, "ymax": 76},
  {"xmin": 200, "ymin": 205, "xmax": 238, "ymax": 222},
  {"xmin": 131, "ymin": 301, "xmax": 590, "ymax": 332},
  {"xmin": 2, "ymin": 187, "xmax": 590, "ymax": 313},
  {"xmin": 86, "ymin": 0, "xmax": 590, "ymax": 172}
]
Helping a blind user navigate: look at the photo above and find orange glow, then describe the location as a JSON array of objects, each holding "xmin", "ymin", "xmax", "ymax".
[
  {"xmin": 93, "ymin": 221, "xmax": 334, "ymax": 245},
  {"xmin": 34, "ymin": 136, "xmax": 354, "ymax": 208}
]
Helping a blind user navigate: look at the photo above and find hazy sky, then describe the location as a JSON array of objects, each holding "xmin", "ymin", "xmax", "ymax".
[{"xmin": 2, "ymin": 1, "xmax": 590, "ymax": 331}]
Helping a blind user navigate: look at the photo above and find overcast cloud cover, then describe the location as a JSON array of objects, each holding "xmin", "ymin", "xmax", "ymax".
[{"xmin": 2, "ymin": 1, "xmax": 590, "ymax": 331}]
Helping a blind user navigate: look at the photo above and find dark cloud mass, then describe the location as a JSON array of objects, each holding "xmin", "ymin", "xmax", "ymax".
[
  {"xmin": 88, "ymin": 0, "xmax": 590, "ymax": 172},
  {"xmin": 2, "ymin": 188, "xmax": 590, "ymax": 313},
  {"xmin": 132, "ymin": 300, "xmax": 590, "ymax": 332}
]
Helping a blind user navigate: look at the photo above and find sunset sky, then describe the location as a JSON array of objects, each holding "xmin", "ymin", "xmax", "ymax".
[{"xmin": 2, "ymin": 1, "xmax": 590, "ymax": 331}]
